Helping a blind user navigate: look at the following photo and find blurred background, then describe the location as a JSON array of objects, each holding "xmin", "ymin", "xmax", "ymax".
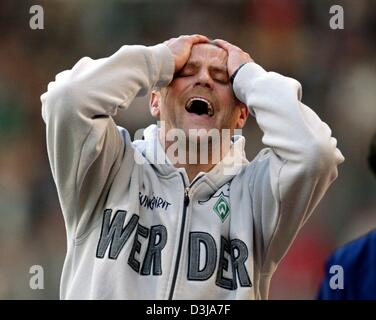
[{"xmin": 0, "ymin": 0, "xmax": 375, "ymax": 299}]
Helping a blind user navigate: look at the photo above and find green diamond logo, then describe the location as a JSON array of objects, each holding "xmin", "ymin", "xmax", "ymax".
[{"xmin": 213, "ymin": 196, "xmax": 230, "ymax": 222}]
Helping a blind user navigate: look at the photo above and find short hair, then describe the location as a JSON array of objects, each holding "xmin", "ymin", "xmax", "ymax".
[{"xmin": 368, "ymin": 132, "xmax": 376, "ymax": 177}]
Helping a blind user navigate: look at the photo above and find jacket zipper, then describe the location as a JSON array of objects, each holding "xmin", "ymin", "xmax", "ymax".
[{"xmin": 168, "ymin": 173, "xmax": 199, "ymax": 300}]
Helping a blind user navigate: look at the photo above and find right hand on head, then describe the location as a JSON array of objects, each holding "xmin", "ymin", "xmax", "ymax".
[{"xmin": 164, "ymin": 35, "xmax": 209, "ymax": 73}]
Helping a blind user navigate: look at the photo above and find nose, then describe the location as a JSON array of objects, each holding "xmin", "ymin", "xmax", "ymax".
[{"xmin": 194, "ymin": 69, "xmax": 213, "ymax": 90}]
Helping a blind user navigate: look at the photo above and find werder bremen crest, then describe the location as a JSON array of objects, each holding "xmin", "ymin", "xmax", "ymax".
[
  {"xmin": 213, "ymin": 195, "xmax": 230, "ymax": 222},
  {"xmin": 198, "ymin": 182, "xmax": 231, "ymax": 223}
]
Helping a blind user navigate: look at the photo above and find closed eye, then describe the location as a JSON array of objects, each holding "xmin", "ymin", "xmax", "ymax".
[
  {"xmin": 177, "ymin": 70, "xmax": 195, "ymax": 77},
  {"xmin": 213, "ymin": 76, "xmax": 229, "ymax": 84},
  {"xmin": 177, "ymin": 63, "xmax": 199, "ymax": 78},
  {"xmin": 210, "ymin": 69, "xmax": 229, "ymax": 84}
]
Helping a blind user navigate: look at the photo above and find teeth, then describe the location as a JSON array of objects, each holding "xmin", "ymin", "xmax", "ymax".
[{"xmin": 186, "ymin": 97, "xmax": 214, "ymax": 116}]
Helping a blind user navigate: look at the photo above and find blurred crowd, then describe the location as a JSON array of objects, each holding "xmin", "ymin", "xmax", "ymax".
[{"xmin": 0, "ymin": 0, "xmax": 375, "ymax": 299}]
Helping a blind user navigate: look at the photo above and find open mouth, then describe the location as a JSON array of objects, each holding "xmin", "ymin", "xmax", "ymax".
[{"xmin": 185, "ymin": 97, "xmax": 214, "ymax": 117}]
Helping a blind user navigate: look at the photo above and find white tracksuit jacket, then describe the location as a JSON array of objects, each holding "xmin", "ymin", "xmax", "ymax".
[{"xmin": 41, "ymin": 43, "xmax": 344, "ymax": 299}]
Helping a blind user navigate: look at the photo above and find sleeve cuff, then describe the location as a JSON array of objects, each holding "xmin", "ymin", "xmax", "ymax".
[
  {"xmin": 233, "ymin": 62, "xmax": 267, "ymax": 116},
  {"xmin": 152, "ymin": 43, "xmax": 175, "ymax": 88}
]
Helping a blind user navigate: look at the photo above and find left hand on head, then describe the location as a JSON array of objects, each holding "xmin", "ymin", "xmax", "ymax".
[{"xmin": 213, "ymin": 39, "xmax": 254, "ymax": 78}]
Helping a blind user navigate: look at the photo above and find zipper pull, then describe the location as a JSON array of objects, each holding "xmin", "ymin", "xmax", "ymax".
[{"xmin": 184, "ymin": 187, "xmax": 190, "ymax": 206}]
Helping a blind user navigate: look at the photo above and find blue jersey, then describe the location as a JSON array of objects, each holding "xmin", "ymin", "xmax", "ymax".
[{"xmin": 318, "ymin": 231, "xmax": 376, "ymax": 300}]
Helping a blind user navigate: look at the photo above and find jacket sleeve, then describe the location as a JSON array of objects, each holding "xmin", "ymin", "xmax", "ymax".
[
  {"xmin": 233, "ymin": 62, "xmax": 345, "ymax": 274},
  {"xmin": 41, "ymin": 44, "xmax": 174, "ymax": 238}
]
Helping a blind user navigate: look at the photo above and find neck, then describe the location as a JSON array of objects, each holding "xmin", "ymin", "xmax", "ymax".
[
  {"xmin": 159, "ymin": 130, "xmax": 232, "ymax": 183},
  {"xmin": 175, "ymin": 161, "xmax": 215, "ymax": 183}
]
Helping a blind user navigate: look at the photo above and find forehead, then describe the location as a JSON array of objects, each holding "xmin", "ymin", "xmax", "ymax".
[{"xmin": 187, "ymin": 43, "xmax": 228, "ymax": 67}]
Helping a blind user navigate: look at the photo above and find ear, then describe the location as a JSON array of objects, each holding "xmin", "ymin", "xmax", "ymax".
[
  {"xmin": 149, "ymin": 90, "xmax": 161, "ymax": 119},
  {"xmin": 235, "ymin": 102, "xmax": 249, "ymax": 129}
]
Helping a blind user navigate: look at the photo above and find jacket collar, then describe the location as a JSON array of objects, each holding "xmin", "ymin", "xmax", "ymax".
[{"xmin": 134, "ymin": 124, "xmax": 249, "ymax": 188}]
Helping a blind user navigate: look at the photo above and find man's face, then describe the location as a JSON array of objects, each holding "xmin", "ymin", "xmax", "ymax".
[{"xmin": 151, "ymin": 43, "xmax": 247, "ymax": 137}]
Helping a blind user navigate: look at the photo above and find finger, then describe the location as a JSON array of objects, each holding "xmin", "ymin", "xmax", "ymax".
[
  {"xmin": 190, "ymin": 34, "xmax": 210, "ymax": 44},
  {"xmin": 164, "ymin": 37, "xmax": 177, "ymax": 44},
  {"xmin": 215, "ymin": 39, "xmax": 243, "ymax": 53},
  {"xmin": 192, "ymin": 34, "xmax": 209, "ymax": 39},
  {"xmin": 213, "ymin": 38, "xmax": 227, "ymax": 44},
  {"xmin": 212, "ymin": 39, "xmax": 232, "ymax": 51},
  {"xmin": 179, "ymin": 34, "xmax": 206, "ymax": 39},
  {"xmin": 178, "ymin": 34, "xmax": 209, "ymax": 42}
]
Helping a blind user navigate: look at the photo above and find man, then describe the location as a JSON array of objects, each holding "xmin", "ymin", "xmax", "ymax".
[
  {"xmin": 317, "ymin": 132, "xmax": 376, "ymax": 300},
  {"xmin": 41, "ymin": 35, "xmax": 344, "ymax": 299}
]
